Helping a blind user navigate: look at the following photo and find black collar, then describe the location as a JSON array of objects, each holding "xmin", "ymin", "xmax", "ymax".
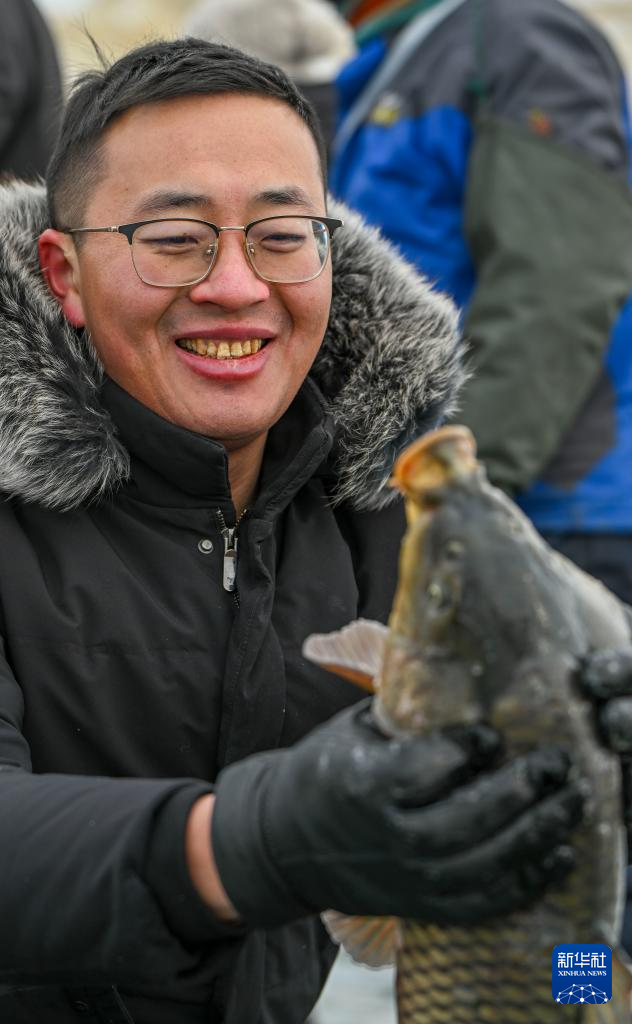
[{"xmin": 100, "ymin": 377, "xmax": 334, "ymax": 517}]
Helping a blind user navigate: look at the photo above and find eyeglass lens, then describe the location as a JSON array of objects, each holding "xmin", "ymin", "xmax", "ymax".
[{"xmin": 130, "ymin": 217, "xmax": 331, "ymax": 286}]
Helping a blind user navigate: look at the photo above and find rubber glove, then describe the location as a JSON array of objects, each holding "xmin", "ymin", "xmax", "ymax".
[
  {"xmin": 211, "ymin": 700, "xmax": 582, "ymax": 928},
  {"xmin": 576, "ymin": 647, "xmax": 632, "ymax": 846}
]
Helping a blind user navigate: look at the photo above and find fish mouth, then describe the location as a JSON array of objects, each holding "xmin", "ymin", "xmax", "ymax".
[
  {"xmin": 390, "ymin": 425, "xmax": 478, "ymax": 510},
  {"xmin": 175, "ymin": 337, "xmax": 270, "ymax": 359}
]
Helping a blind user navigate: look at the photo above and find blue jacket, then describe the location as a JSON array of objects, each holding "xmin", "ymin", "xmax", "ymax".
[{"xmin": 331, "ymin": 0, "xmax": 632, "ymax": 531}]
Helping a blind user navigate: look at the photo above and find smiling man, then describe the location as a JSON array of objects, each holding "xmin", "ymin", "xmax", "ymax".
[
  {"xmin": 0, "ymin": 37, "xmax": 601, "ymax": 1024},
  {"xmin": 42, "ymin": 92, "xmax": 335, "ymax": 513}
]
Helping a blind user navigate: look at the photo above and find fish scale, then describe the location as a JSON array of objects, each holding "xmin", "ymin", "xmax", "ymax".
[{"xmin": 398, "ymin": 921, "xmax": 579, "ymax": 1021}]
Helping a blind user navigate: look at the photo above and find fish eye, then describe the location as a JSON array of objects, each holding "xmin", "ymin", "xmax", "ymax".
[
  {"xmin": 426, "ymin": 579, "xmax": 453, "ymax": 610},
  {"xmin": 444, "ymin": 540, "xmax": 464, "ymax": 559}
]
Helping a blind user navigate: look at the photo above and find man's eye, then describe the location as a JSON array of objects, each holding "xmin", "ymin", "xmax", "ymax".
[
  {"xmin": 142, "ymin": 234, "xmax": 201, "ymax": 249},
  {"xmin": 257, "ymin": 232, "xmax": 306, "ymax": 251}
]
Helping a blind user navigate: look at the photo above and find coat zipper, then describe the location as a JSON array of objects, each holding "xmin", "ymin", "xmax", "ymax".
[{"xmin": 216, "ymin": 508, "xmax": 248, "ymax": 595}]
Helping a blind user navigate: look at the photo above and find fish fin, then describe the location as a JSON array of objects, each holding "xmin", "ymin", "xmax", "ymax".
[
  {"xmin": 315, "ymin": 664, "xmax": 376, "ymax": 692},
  {"xmin": 321, "ymin": 910, "xmax": 401, "ymax": 969},
  {"xmin": 302, "ymin": 619, "xmax": 388, "ymax": 693},
  {"xmin": 584, "ymin": 942, "xmax": 632, "ymax": 1023}
]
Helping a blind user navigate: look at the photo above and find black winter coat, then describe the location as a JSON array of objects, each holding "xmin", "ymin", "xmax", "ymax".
[{"xmin": 0, "ymin": 182, "xmax": 462, "ymax": 1024}]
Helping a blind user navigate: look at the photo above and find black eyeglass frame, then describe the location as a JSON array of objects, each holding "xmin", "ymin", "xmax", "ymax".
[{"xmin": 63, "ymin": 214, "xmax": 344, "ymax": 287}]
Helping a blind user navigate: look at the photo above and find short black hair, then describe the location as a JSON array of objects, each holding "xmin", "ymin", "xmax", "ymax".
[{"xmin": 47, "ymin": 37, "xmax": 327, "ymax": 229}]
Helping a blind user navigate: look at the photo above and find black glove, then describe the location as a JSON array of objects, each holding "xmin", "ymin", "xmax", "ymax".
[
  {"xmin": 576, "ymin": 647, "xmax": 632, "ymax": 848},
  {"xmin": 212, "ymin": 700, "xmax": 583, "ymax": 928},
  {"xmin": 576, "ymin": 648, "xmax": 632, "ymax": 754}
]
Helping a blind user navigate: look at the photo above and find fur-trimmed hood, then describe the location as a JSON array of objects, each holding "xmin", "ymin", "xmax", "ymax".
[{"xmin": 0, "ymin": 180, "xmax": 463, "ymax": 513}]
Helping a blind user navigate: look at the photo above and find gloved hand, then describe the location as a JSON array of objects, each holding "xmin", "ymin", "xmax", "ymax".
[
  {"xmin": 576, "ymin": 646, "xmax": 632, "ymax": 846},
  {"xmin": 576, "ymin": 647, "xmax": 632, "ymax": 754},
  {"xmin": 211, "ymin": 700, "xmax": 583, "ymax": 928}
]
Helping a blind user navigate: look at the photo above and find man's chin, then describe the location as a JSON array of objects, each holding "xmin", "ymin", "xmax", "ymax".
[{"xmin": 177, "ymin": 410, "xmax": 273, "ymax": 449}]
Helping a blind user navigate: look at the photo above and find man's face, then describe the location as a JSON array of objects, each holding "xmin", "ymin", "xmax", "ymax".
[{"xmin": 55, "ymin": 94, "xmax": 332, "ymax": 446}]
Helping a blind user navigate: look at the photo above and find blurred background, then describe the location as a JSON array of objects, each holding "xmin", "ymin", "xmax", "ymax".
[
  {"xmin": 36, "ymin": 0, "xmax": 632, "ymax": 76},
  {"xmin": 39, "ymin": 0, "xmax": 197, "ymax": 73}
]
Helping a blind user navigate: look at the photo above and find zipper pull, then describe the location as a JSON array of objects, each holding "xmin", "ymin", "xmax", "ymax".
[{"xmin": 221, "ymin": 526, "xmax": 238, "ymax": 592}]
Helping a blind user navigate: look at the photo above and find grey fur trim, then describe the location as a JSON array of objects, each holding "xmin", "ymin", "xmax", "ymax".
[
  {"xmin": 320, "ymin": 200, "xmax": 464, "ymax": 509},
  {"xmin": 0, "ymin": 180, "xmax": 129, "ymax": 511},
  {"xmin": 0, "ymin": 181, "xmax": 462, "ymax": 512}
]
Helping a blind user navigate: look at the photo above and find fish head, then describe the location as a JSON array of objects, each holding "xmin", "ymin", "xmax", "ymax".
[{"xmin": 376, "ymin": 426, "xmax": 581, "ymax": 734}]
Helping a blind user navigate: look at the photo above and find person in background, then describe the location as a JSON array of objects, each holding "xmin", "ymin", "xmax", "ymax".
[
  {"xmin": 331, "ymin": 0, "xmax": 632, "ymax": 606},
  {"xmin": 331, "ymin": 0, "xmax": 632, "ymax": 953},
  {"xmin": 184, "ymin": 0, "xmax": 355, "ymax": 152},
  {"xmin": 0, "ymin": 0, "xmax": 62, "ymax": 179}
]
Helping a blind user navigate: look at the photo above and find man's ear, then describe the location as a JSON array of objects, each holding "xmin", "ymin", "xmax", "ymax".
[{"xmin": 38, "ymin": 229, "xmax": 86, "ymax": 328}]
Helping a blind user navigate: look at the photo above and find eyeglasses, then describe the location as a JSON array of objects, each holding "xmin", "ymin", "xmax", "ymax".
[{"xmin": 64, "ymin": 215, "xmax": 343, "ymax": 287}]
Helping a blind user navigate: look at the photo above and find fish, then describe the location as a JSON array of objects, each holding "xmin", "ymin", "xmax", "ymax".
[{"xmin": 303, "ymin": 425, "xmax": 632, "ymax": 1023}]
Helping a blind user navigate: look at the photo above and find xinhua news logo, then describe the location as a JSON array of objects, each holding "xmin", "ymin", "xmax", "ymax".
[{"xmin": 552, "ymin": 944, "xmax": 612, "ymax": 1005}]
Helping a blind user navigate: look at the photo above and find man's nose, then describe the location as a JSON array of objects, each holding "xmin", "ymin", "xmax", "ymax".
[{"xmin": 187, "ymin": 230, "xmax": 270, "ymax": 308}]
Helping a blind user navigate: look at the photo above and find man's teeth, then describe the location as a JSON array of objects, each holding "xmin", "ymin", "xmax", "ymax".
[{"xmin": 177, "ymin": 338, "xmax": 264, "ymax": 359}]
